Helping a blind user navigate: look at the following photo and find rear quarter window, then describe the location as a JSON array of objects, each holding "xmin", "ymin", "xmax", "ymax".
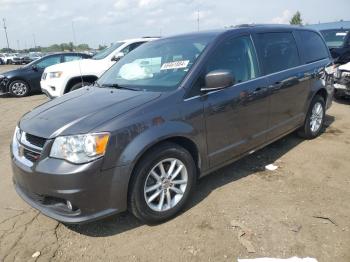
[{"xmin": 297, "ymin": 31, "xmax": 329, "ymax": 64}]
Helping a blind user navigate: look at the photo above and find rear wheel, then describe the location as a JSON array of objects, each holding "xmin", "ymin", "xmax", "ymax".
[
  {"xmin": 129, "ymin": 143, "xmax": 196, "ymax": 224},
  {"xmin": 9, "ymin": 80, "xmax": 30, "ymax": 97},
  {"xmin": 298, "ymin": 95, "xmax": 325, "ymax": 139}
]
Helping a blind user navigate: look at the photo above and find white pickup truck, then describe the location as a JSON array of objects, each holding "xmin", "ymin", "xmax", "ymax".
[{"xmin": 40, "ymin": 37, "xmax": 158, "ymax": 98}]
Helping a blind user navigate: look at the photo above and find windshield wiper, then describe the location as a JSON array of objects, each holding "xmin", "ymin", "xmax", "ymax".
[{"xmin": 101, "ymin": 83, "xmax": 140, "ymax": 91}]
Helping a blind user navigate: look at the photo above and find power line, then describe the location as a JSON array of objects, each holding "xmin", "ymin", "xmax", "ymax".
[{"xmin": 2, "ymin": 18, "xmax": 10, "ymax": 50}]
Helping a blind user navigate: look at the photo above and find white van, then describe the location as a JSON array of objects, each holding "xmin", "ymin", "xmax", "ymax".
[{"xmin": 41, "ymin": 37, "xmax": 158, "ymax": 98}]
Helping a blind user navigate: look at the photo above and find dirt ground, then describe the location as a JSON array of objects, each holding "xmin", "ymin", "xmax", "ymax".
[{"xmin": 0, "ymin": 65, "xmax": 349, "ymax": 262}]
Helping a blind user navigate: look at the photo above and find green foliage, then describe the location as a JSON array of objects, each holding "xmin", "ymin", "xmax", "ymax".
[{"xmin": 290, "ymin": 11, "xmax": 303, "ymax": 25}]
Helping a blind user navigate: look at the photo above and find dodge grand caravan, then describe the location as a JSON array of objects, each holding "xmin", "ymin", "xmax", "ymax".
[{"xmin": 11, "ymin": 25, "xmax": 334, "ymax": 224}]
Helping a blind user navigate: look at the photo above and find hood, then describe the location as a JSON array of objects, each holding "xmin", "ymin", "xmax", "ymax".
[
  {"xmin": 339, "ymin": 62, "xmax": 350, "ymax": 71},
  {"xmin": 1, "ymin": 67, "xmax": 26, "ymax": 76},
  {"xmin": 44, "ymin": 58, "xmax": 104, "ymax": 76},
  {"xmin": 19, "ymin": 87, "xmax": 161, "ymax": 139}
]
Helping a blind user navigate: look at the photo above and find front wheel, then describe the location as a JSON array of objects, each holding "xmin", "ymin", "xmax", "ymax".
[
  {"xmin": 129, "ymin": 143, "xmax": 196, "ymax": 224},
  {"xmin": 69, "ymin": 81, "xmax": 91, "ymax": 92},
  {"xmin": 298, "ymin": 95, "xmax": 325, "ymax": 139},
  {"xmin": 9, "ymin": 80, "xmax": 30, "ymax": 97}
]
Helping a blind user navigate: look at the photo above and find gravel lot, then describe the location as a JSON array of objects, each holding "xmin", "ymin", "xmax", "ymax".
[{"xmin": 0, "ymin": 65, "xmax": 349, "ymax": 262}]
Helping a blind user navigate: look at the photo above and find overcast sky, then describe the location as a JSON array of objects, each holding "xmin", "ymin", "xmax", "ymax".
[{"xmin": 0, "ymin": 0, "xmax": 349, "ymax": 49}]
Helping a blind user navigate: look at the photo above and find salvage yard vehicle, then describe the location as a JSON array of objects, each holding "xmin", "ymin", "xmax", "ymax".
[
  {"xmin": 11, "ymin": 25, "xmax": 334, "ymax": 224},
  {"xmin": 0, "ymin": 52, "xmax": 91, "ymax": 97},
  {"xmin": 321, "ymin": 28, "xmax": 350, "ymax": 64},
  {"xmin": 334, "ymin": 62, "xmax": 350, "ymax": 98},
  {"xmin": 40, "ymin": 37, "xmax": 158, "ymax": 98}
]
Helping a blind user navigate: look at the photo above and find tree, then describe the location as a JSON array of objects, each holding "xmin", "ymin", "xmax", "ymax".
[{"xmin": 290, "ymin": 11, "xmax": 303, "ymax": 25}]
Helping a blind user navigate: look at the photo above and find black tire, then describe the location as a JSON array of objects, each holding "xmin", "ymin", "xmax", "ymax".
[
  {"xmin": 129, "ymin": 142, "xmax": 196, "ymax": 224},
  {"xmin": 69, "ymin": 81, "xmax": 91, "ymax": 92},
  {"xmin": 9, "ymin": 80, "xmax": 30, "ymax": 97},
  {"xmin": 298, "ymin": 95, "xmax": 325, "ymax": 139}
]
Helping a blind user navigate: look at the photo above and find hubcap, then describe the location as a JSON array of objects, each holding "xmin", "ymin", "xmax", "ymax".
[
  {"xmin": 11, "ymin": 82, "xmax": 27, "ymax": 96},
  {"xmin": 310, "ymin": 102, "xmax": 323, "ymax": 133},
  {"xmin": 144, "ymin": 158, "xmax": 188, "ymax": 212}
]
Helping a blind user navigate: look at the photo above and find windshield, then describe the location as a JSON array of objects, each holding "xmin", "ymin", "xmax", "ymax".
[
  {"xmin": 97, "ymin": 35, "xmax": 214, "ymax": 92},
  {"xmin": 321, "ymin": 29, "xmax": 349, "ymax": 48},
  {"xmin": 92, "ymin": 42, "xmax": 124, "ymax": 60}
]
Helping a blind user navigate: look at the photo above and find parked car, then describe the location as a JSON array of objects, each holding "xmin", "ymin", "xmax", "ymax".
[
  {"xmin": 12, "ymin": 54, "xmax": 26, "ymax": 65},
  {"xmin": 0, "ymin": 54, "xmax": 4, "ymax": 65},
  {"xmin": 321, "ymin": 28, "xmax": 350, "ymax": 65},
  {"xmin": 41, "ymin": 37, "xmax": 158, "ymax": 98},
  {"xmin": 11, "ymin": 25, "xmax": 334, "ymax": 224},
  {"xmin": 0, "ymin": 52, "xmax": 91, "ymax": 97},
  {"xmin": 333, "ymin": 61, "xmax": 350, "ymax": 98},
  {"xmin": 2, "ymin": 53, "xmax": 17, "ymax": 64}
]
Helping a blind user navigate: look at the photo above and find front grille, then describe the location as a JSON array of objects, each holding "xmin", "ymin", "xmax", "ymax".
[
  {"xmin": 25, "ymin": 133, "xmax": 46, "ymax": 148},
  {"xmin": 23, "ymin": 148, "xmax": 41, "ymax": 162}
]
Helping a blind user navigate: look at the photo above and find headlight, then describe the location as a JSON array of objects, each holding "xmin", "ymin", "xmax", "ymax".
[
  {"xmin": 14, "ymin": 126, "xmax": 22, "ymax": 142},
  {"xmin": 49, "ymin": 71, "xmax": 63, "ymax": 78},
  {"xmin": 50, "ymin": 132, "xmax": 110, "ymax": 164}
]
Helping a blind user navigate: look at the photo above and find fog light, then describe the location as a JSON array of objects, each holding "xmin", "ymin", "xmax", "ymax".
[
  {"xmin": 66, "ymin": 200, "xmax": 73, "ymax": 210},
  {"xmin": 50, "ymin": 86, "xmax": 56, "ymax": 91}
]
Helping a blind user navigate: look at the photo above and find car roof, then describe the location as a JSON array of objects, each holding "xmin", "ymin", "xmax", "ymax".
[{"xmin": 116, "ymin": 37, "xmax": 160, "ymax": 43}]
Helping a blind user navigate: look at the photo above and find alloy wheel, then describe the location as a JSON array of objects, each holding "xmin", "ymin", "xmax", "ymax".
[
  {"xmin": 310, "ymin": 102, "xmax": 323, "ymax": 133},
  {"xmin": 144, "ymin": 158, "xmax": 188, "ymax": 212}
]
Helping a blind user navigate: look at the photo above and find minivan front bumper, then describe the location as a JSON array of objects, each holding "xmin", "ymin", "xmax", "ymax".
[{"xmin": 11, "ymin": 147, "xmax": 130, "ymax": 224}]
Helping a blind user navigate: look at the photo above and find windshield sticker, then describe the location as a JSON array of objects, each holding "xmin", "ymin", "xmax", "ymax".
[
  {"xmin": 336, "ymin": 32, "xmax": 347, "ymax": 36},
  {"xmin": 161, "ymin": 60, "xmax": 190, "ymax": 70}
]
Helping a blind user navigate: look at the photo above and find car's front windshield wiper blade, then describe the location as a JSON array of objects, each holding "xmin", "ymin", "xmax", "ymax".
[{"xmin": 101, "ymin": 83, "xmax": 140, "ymax": 91}]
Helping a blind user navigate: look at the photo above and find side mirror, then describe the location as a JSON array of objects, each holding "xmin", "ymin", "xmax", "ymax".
[
  {"xmin": 201, "ymin": 70, "xmax": 235, "ymax": 92},
  {"xmin": 111, "ymin": 52, "xmax": 124, "ymax": 62},
  {"xmin": 31, "ymin": 65, "xmax": 38, "ymax": 71}
]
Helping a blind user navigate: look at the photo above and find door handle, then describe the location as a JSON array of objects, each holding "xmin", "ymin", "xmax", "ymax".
[{"xmin": 253, "ymin": 87, "xmax": 267, "ymax": 94}]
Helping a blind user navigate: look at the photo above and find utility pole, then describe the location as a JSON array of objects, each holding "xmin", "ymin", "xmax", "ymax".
[
  {"xmin": 197, "ymin": 10, "xmax": 200, "ymax": 32},
  {"xmin": 2, "ymin": 18, "xmax": 10, "ymax": 50},
  {"xmin": 17, "ymin": 39, "xmax": 20, "ymax": 51},
  {"xmin": 32, "ymin": 34, "xmax": 36, "ymax": 50}
]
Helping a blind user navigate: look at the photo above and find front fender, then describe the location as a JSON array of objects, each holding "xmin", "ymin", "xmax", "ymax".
[{"xmin": 117, "ymin": 120, "xmax": 197, "ymax": 168}]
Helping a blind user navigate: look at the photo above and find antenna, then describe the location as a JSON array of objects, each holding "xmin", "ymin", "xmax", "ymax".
[{"xmin": 2, "ymin": 18, "xmax": 10, "ymax": 50}]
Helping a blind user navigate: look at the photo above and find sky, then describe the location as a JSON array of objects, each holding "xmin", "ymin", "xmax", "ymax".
[{"xmin": 0, "ymin": 0, "xmax": 349, "ymax": 49}]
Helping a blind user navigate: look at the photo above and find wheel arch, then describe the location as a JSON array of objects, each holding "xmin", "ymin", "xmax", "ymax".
[{"xmin": 64, "ymin": 75, "xmax": 98, "ymax": 93}]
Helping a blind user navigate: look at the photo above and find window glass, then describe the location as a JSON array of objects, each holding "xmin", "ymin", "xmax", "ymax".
[
  {"xmin": 64, "ymin": 55, "xmax": 82, "ymax": 62},
  {"xmin": 299, "ymin": 31, "xmax": 329, "ymax": 63},
  {"xmin": 256, "ymin": 32, "xmax": 300, "ymax": 74},
  {"xmin": 97, "ymin": 35, "xmax": 214, "ymax": 92},
  {"xmin": 321, "ymin": 29, "xmax": 348, "ymax": 48},
  {"xmin": 36, "ymin": 56, "xmax": 61, "ymax": 69},
  {"xmin": 120, "ymin": 42, "xmax": 146, "ymax": 56},
  {"xmin": 206, "ymin": 35, "xmax": 259, "ymax": 83},
  {"xmin": 92, "ymin": 42, "xmax": 124, "ymax": 60}
]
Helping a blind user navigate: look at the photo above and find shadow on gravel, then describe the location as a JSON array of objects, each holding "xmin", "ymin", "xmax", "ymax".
[
  {"xmin": 334, "ymin": 97, "xmax": 350, "ymax": 105},
  {"xmin": 67, "ymin": 114, "xmax": 335, "ymax": 237}
]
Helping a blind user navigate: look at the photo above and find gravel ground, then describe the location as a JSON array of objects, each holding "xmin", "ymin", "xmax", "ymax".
[{"xmin": 0, "ymin": 65, "xmax": 349, "ymax": 262}]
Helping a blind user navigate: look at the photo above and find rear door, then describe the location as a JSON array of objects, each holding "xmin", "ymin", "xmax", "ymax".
[
  {"xmin": 201, "ymin": 34, "xmax": 270, "ymax": 167},
  {"xmin": 253, "ymin": 31, "xmax": 307, "ymax": 140}
]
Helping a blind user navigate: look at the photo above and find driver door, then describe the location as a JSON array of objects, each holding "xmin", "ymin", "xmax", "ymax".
[{"xmin": 203, "ymin": 35, "xmax": 270, "ymax": 167}]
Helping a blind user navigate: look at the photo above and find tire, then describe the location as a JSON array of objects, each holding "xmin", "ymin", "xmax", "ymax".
[
  {"xmin": 69, "ymin": 81, "xmax": 91, "ymax": 92},
  {"xmin": 298, "ymin": 95, "xmax": 325, "ymax": 139},
  {"xmin": 9, "ymin": 80, "xmax": 30, "ymax": 97},
  {"xmin": 129, "ymin": 142, "xmax": 196, "ymax": 224}
]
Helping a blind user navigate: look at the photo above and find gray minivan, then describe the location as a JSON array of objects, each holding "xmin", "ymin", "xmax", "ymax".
[{"xmin": 11, "ymin": 25, "xmax": 334, "ymax": 224}]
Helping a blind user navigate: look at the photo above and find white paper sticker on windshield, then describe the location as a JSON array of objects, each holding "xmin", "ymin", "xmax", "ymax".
[
  {"xmin": 161, "ymin": 60, "xmax": 190, "ymax": 70},
  {"xmin": 336, "ymin": 32, "xmax": 347, "ymax": 36}
]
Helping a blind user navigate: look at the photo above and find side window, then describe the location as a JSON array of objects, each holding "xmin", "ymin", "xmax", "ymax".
[
  {"xmin": 36, "ymin": 56, "xmax": 62, "ymax": 69},
  {"xmin": 64, "ymin": 55, "xmax": 81, "ymax": 62},
  {"xmin": 255, "ymin": 32, "xmax": 300, "ymax": 75},
  {"xmin": 120, "ymin": 42, "xmax": 146, "ymax": 56},
  {"xmin": 206, "ymin": 35, "xmax": 259, "ymax": 83},
  {"xmin": 298, "ymin": 31, "xmax": 329, "ymax": 64}
]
